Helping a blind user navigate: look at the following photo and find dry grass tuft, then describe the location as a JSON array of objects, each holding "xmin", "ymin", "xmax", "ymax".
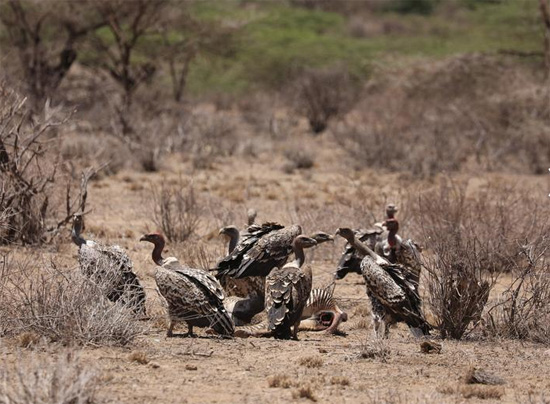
[
  {"xmin": 128, "ymin": 351, "xmax": 149, "ymax": 365},
  {"xmin": 292, "ymin": 384, "xmax": 317, "ymax": 402},
  {"xmin": 298, "ymin": 356, "xmax": 324, "ymax": 368},
  {"xmin": 460, "ymin": 385, "xmax": 504, "ymax": 400},
  {"xmin": 16, "ymin": 332, "xmax": 42, "ymax": 349},
  {"xmin": 267, "ymin": 374, "xmax": 293, "ymax": 389},
  {"xmin": 0, "ymin": 351, "xmax": 98, "ymax": 404},
  {"xmin": 330, "ymin": 376, "xmax": 350, "ymax": 386},
  {"xmin": 0, "ymin": 253, "xmax": 143, "ymax": 346},
  {"xmin": 359, "ymin": 339, "xmax": 391, "ymax": 362}
]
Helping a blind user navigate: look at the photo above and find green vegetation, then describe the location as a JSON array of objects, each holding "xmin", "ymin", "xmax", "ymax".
[{"xmin": 184, "ymin": 0, "xmax": 542, "ymax": 95}]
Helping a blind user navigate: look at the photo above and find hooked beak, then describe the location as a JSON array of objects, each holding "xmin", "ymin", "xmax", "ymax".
[{"xmin": 139, "ymin": 235, "xmax": 148, "ymax": 242}]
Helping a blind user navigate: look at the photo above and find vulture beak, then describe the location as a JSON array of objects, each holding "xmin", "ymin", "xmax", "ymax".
[
  {"xmin": 218, "ymin": 228, "xmax": 225, "ymax": 236},
  {"xmin": 334, "ymin": 228, "xmax": 341, "ymax": 237},
  {"xmin": 139, "ymin": 235, "xmax": 148, "ymax": 242}
]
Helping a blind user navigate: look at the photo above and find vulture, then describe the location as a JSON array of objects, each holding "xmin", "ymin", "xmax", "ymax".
[
  {"xmin": 334, "ymin": 204, "xmax": 398, "ymax": 280},
  {"xmin": 217, "ymin": 225, "xmax": 333, "ymax": 325},
  {"xmin": 140, "ymin": 233, "xmax": 234, "ymax": 337},
  {"xmin": 380, "ymin": 218, "xmax": 423, "ymax": 289},
  {"xmin": 71, "ymin": 214, "xmax": 146, "ymax": 316},
  {"xmin": 335, "ymin": 227, "xmax": 430, "ymax": 338},
  {"xmin": 215, "ymin": 222, "xmax": 288, "ymax": 279},
  {"xmin": 265, "ymin": 235, "xmax": 317, "ymax": 340},
  {"xmin": 231, "ymin": 284, "xmax": 348, "ymax": 337}
]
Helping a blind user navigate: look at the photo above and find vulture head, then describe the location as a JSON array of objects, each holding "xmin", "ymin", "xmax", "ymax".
[
  {"xmin": 219, "ymin": 225, "xmax": 240, "ymax": 239},
  {"xmin": 309, "ymin": 231, "xmax": 334, "ymax": 245},
  {"xmin": 335, "ymin": 227, "xmax": 355, "ymax": 243}
]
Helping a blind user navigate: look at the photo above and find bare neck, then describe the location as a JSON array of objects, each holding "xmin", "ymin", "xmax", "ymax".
[
  {"xmin": 228, "ymin": 232, "xmax": 239, "ymax": 254},
  {"xmin": 71, "ymin": 222, "xmax": 86, "ymax": 247},
  {"xmin": 152, "ymin": 240, "xmax": 165, "ymax": 265},
  {"xmin": 291, "ymin": 241, "xmax": 306, "ymax": 268},
  {"xmin": 348, "ymin": 234, "xmax": 387, "ymax": 265}
]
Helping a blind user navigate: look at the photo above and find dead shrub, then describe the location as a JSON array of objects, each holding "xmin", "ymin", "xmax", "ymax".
[
  {"xmin": 178, "ymin": 112, "xmax": 238, "ymax": 170},
  {"xmin": 292, "ymin": 64, "xmax": 358, "ymax": 134},
  {"xmin": 485, "ymin": 236, "xmax": 550, "ymax": 344},
  {"xmin": 0, "ymin": 85, "xmax": 90, "ymax": 245},
  {"xmin": 151, "ymin": 177, "xmax": 202, "ymax": 243},
  {"xmin": 0, "ymin": 253, "xmax": 143, "ymax": 346},
  {"xmin": 283, "ymin": 145, "xmax": 315, "ymax": 171},
  {"xmin": 411, "ymin": 179, "xmax": 548, "ymax": 339},
  {"xmin": 0, "ymin": 351, "xmax": 98, "ymax": 404}
]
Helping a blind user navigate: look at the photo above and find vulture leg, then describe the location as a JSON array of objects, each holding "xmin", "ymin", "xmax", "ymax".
[
  {"xmin": 167, "ymin": 321, "xmax": 175, "ymax": 338},
  {"xmin": 292, "ymin": 320, "xmax": 301, "ymax": 340},
  {"xmin": 185, "ymin": 324, "xmax": 197, "ymax": 338}
]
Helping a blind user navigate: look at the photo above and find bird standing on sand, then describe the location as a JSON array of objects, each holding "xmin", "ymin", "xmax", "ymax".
[
  {"xmin": 336, "ymin": 227, "xmax": 430, "ymax": 338},
  {"xmin": 72, "ymin": 214, "xmax": 146, "ymax": 316},
  {"xmin": 140, "ymin": 233, "xmax": 234, "ymax": 337}
]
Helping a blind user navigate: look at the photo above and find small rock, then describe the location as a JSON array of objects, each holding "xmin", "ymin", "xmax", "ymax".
[
  {"xmin": 465, "ymin": 367, "xmax": 505, "ymax": 385},
  {"xmin": 185, "ymin": 364, "xmax": 198, "ymax": 371},
  {"xmin": 420, "ymin": 341, "xmax": 442, "ymax": 354},
  {"xmin": 319, "ymin": 348, "xmax": 328, "ymax": 353},
  {"xmin": 149, "ymin": 362, "xmax": 160, "ymax": 369}
]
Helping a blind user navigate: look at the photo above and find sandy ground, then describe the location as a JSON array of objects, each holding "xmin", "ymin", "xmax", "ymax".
[{"xmin": 2, "ymin": 143, "xmax": 549, "ymax": 404}]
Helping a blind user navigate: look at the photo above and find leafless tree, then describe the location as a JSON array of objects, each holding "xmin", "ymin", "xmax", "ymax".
[
  {"xmin": 0, "ymin": 84, "xmax": 97, "ymax": 245},
  {"xmin": 90, "ymin": 0, "xmax": 167, "ymax": 113},
  {"xmin": 0, "ymin": 0, "xmax": 106, "ymax": 109}
]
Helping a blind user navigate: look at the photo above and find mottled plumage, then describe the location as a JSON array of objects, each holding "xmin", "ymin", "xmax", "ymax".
[
  {"xmin": 265, "ymin": 235, "xmax": 315, "ymax": 340},
  {"xmin": 72, "ymin": 215, "xmax": 146, "ymax": 316},
  {"xmin": 231, "ymin": 285, "xmax": 347, "ymax": 337},
  {"xmin": 336, "ymin": 227, "xmax": 430, "ymax": 338},
  {"xmin": 216, "ymin": 222, "xmax": 286, "ymax": 279},
  {"xmin": 141, "ymin": 233, "xmax": 234, "ymax": 337}
]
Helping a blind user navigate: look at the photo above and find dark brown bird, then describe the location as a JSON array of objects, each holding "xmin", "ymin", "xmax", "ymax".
[
  {"xmin": 215, "ymin": 222, "xmax": 287, "ymax": 279},
  {"xmin": 72, "ymin": 214, "xmax": 146, "ymax": 316},
  {"xmin": 217, "ymin": 227, "xmax": 333, "ymax": 325},
  {"xmin": 140, "ymin": 233, "xmax": 234, "ymax": 337},
  {"xmin": 336, "ymin": 227, "xmax": 430, "ymax": 338},
  {"xmin": 265, "ymin": 235, "xmax": 316, "ymax": 340}
]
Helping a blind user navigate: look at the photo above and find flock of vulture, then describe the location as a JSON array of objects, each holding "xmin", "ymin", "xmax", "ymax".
[{"xmin": 71, "ymin": 204, "xmax": 431, "ymax": 340}]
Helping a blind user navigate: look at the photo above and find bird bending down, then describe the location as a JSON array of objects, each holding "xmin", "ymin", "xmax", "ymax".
[
  {"xmin": 335, "ymin": 227, "xmax": 430, "ymax": 338},
  {"xmin": 72, "ymin": 214, "xmax": 146, "ymax": 316},
  {"xmin": 140, "ymin": 233, "xmax": 234, "ymax": 338},
  {"xmin": 216, "ymin": 224, "xmax": 302, "ymax": 279},
  {"xmin": 265, "ymin": 235, "xmax": 317, "ymax": 340},
  {"xmin": 231, "ymin": 283, "xmax": 348, "ymax": 337}
]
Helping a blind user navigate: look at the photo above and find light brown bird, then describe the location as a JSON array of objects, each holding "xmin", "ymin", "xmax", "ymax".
[
  {"xmin": 72, "ymin": 214, "xmax": 146, "ymax": 316},
  {"xmin": 140, "ymin": 233, "xmax": 234, "ymax": 337},
  {"xmin": 265, "ymin": 235, "xmax": 317, "ymax": 340}
]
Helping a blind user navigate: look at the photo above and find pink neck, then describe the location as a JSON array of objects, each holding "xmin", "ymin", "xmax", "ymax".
[{"xmin": 388, "ymin": 230, "xmax": 397, "ymax": 248}]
